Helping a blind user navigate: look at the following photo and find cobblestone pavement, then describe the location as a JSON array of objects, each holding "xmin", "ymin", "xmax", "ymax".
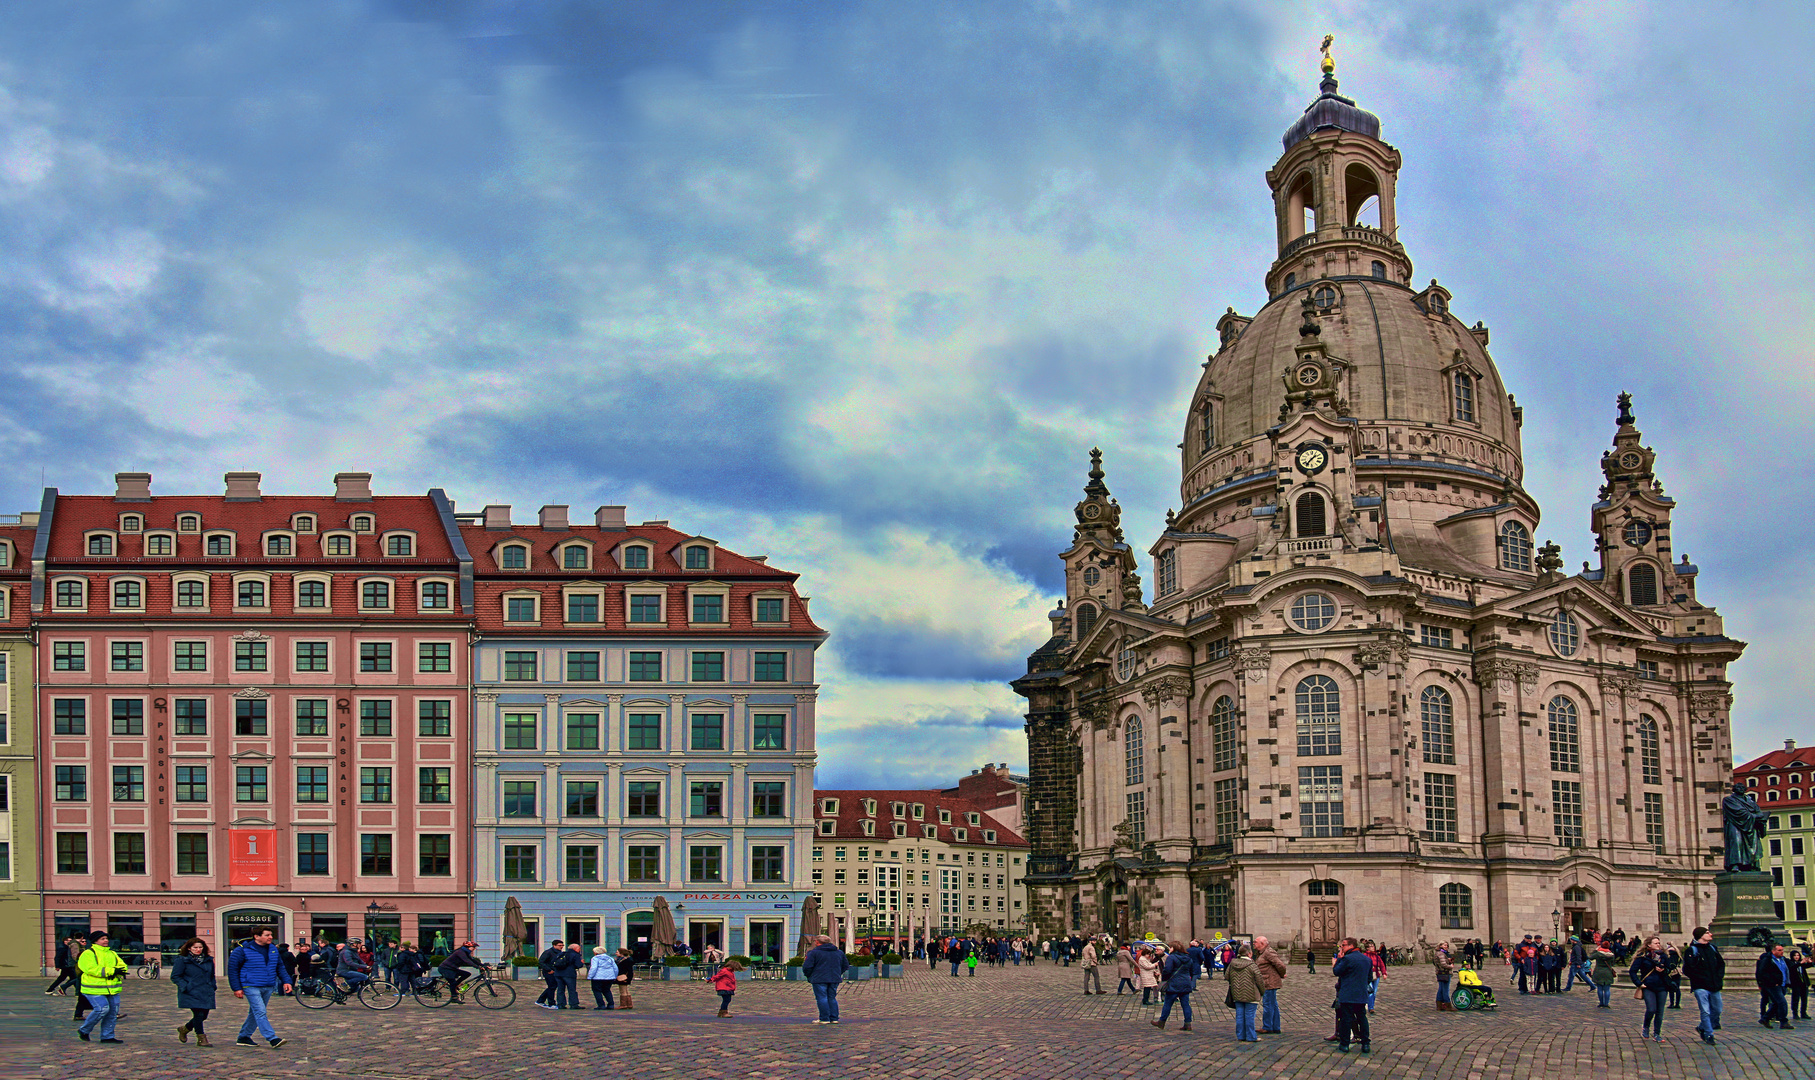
[{"xmin": 10, "ymin": 960, "xmax": 1815, "ymax": 1078}]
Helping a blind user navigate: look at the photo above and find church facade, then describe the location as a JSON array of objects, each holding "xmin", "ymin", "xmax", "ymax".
[{"xmin": 1013, "ymin": 57, "xmax": 1744, "ymax": 955}]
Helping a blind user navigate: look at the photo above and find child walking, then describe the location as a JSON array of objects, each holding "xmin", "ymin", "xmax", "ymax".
[
  {"xmin": 966, "ymin": 952, "xmax": 979, "ymax": 977},
  {"xmin": 711, "ymin": 959, "xmax": 744, "ymax": 1016}
]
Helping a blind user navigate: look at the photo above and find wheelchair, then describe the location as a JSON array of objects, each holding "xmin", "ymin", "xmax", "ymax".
[{"xmin": 1450, "ymin": 966, "xmax": 1498, "ymax": 1010}]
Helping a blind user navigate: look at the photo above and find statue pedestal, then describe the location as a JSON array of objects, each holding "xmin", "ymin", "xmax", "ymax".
[{"xmin": 1710, "ymin": 870, "xmax": 1786, "ymax": 985}]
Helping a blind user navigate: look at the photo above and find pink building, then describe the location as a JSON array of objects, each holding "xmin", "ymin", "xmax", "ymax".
[{"xmin": 35, "ymin": 472, "xmax": 472, "ymax": 961}]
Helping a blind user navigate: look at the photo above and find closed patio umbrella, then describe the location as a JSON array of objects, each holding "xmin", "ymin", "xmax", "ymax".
[
  {"xmin": 798, "ymin": 895, "xmax": 821, "ymax": 956},
  {"xmin": 651, "ymin": 897, "xmax": 676, "ymax": 960},
  {"xmin": 501, "ymin": 896, "xmax": 528, "ymax": 961}
]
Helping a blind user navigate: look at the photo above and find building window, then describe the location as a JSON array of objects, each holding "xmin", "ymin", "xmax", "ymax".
[
  {"xmin": 53, "ymin": 699, "xmax": 86, "ymax": 735},
  {"xmin": 325, "ymin": 534, "xmax": 353, "ymax": 556},
  {"xmin": 1204, "ymin": 882, "xmax": 1232, "ymax": 928},
  {"xmin": 52, "ymin": 642, "xmax": 86, "ymax": 671},
  {"xmin": 1643, "ymin": 791, "xmax": 1665, "ymax": 852},
  {"xmin": 1501, "ymin": 521, "xmax": 1533, "ymax": 573},
  {"xmin": 691, "ymin": 594, "xmax": 723, "ymax": 622},
  {"xmin": 1638, "ymin": 660, "xmax": 1659, "ymax": 680},
  {"xmin": 1548, "ymin": 696, "xmax": 1580, "ymax": 772},
  {"xmin": 1438, "ymin": 883, "xmax": 1473, "ymax": 929},
  {"xmin": 690, "ymin": 714, "xmax": 724, "ymax": 751},
  {"xmin": 175, "ymin": 833, "xmax": 208, "ymax": 874},
  {"xmin": 1124, "ymin": 790, "xmax": 1146, "ymax": 845},
  {"xmin": 1628, "ymin": 564, "xmax": 1659, "ymax": 606},
  {"xmin": 386, "ymin": 535, "xmax": 413, "ymax": 556},
  {"xmin": 565, "ymin": 781, "xmax": 599, "ymax": 817},
  {"xmin": 235, "ymin": 640, "xmax": 268, "ymax": 672},
  {"xmin": 173, "ymin": 699, "xmax": 207, "ymax": 736},
  {"xmin": 297, "ymin": 766, "xmax": 329, "ymax": 803},
  {"xmin": 503, "ymin": 651, "xmax": 537, "ymax": 681},
  {"xmin": 1423, "ymin": 773, "xmax": 1459, "ymax": 842},
  {"xmin": 360, "ymin": 834, "xmax": 394, "ymax": 875},
  {"xmin": 295, "ymin": 699, "xmax": 329, "ymax": 736},
  {"xmin": 625, "ymin": 651, "xmax": 662, "ymax": 681},
  {"xmin": 112, "ymin": 580, "xmax": 141, "ymax": 608},
  {"xmin": 626, "ymin": 845, "xmax": 660, "ymax": 882},
  {"xmin": 297, "ymin": 833, "xmax": 330, "ymax": 875},
  {"xmin": 689, "ymin": 845, "xmax": 723, "ymax": 881},
  {"xmin": 147, "ymin": 535, "xmax": 173, "ymax": 555},
  {"xmin": 421, "ymin": 581, "xmax": 450, "ymax": 609},
  {"xmin": 691, "ymin": 652, "xmax": 724, "ymax": 681},
  {"xmin": 206, "ymin": 534, "xmax": 232, "ymax": 555},
  {"xmin": 295, "ymin": 641, "xmax": 329, "ymax": 672},
  {"xmin": 1214, "ymin": 777, "xmax": 1239, "ymax": 844},
  {"xmin": 419, "ymin": 700, "xmax": 451, "ymax": 737},
  {"xmin": 621, "ymin": 545, "xmax": 650, "ymax": 569},
  {"xmin": 419, "ymin": 767, "xmax": 452, "ymax": 804},
  {"xmin": 1548, "ymin": 609, "xmax": 1581, "ymax": 657},
  {"xmin": 55, "ymin": 765, "xmax": 87, "ymax": 801},
  {"xmin": 1156, "ymin": 549, "xmax": 1178, "ymax": 596},
  {"xmin": 502, "ymin": 845, "xmax": 537, "ymax": 882},
  {"xmin": 502, "ymin": 781, "xmax": 537, "ymax": 817},
  {"xmin": 237, "ymin": 580, "xmax": 267, "ymax": 608},
  {"xmin": 626, "ymin": 781, "xmax": 661, "ymax": 816},
  {"xmin": 418, "ymin": 642, "xmax": 452, "ymax": 673},
  {"xmin": 506, "ymin": 597, "xmax": 536, "ymax": 622},
  {"xmin": 685, "ymin": 545, "xmax": 710, "ymax": 570},
  {"xmin": 120, "ymin": 516, "xmax": 141, "ymax": 533},
  {"xmin": 1294, "ymin": 492, "xmax": 1326, "ymax": 538},
  {"xmin": 359, "ymin": 767, "xmax": 393, "ymax": 804},
  {"xmin": 361, "ymin": 581, "xmax": 391, "ymax": 609},
  {"xmin": 113, "ymin": 833, "xmax": 146, "ymax": 874},
  {"xmin": 1419, "ymin": 624, "xmax": 1453, "ymax": 649},
  {"xmin": 567, "ymin": 594, "xmax": 599, "ymax": 623},
  {"xmin": 56, "ymin": 833, "xmax": 88, "ymax": 873},
  {"xmin": 1296, "ymin": 675, "xmax": 1341, "ymax": 756},
  {"xmin": 416, "ymin": 834, "xmax": 451, "ymax": 877},
  {"xmin": 1211, "ymin": 696, "xmax": 1238, "ymax": 771},
  {"xmin": 112, "ymin": 765, "xmax": 145, "ymax": 802},
  {"xmin": 298, "ymin": 580, "xmax": 327, "ymax": 608},
  {"xmin": 1288, "ymin": 592, "xmax": 1336, "ymax": 631},
  {"xmin": 564, "ymin": 845, "xmax": 599, "ymax": 882},
  {"xmin": 564, "ymin": 712, "xmax": 600, "ymax": 750},
  {"xmin": 1552, "ymin": 780, "xmax": 1583, "ymax": 845},
  {"xmin": 1452, "ymin": 372, "xmax": 1475, "ymax": 422},
  {"xmin": 235, "ymin": 699, "xmax": 268, "ymax": 736},
  {"xmin": 1298, "ymin": 765, "xmax": 1344, "ymax": 837},
  {"xmin": 175, "ymin": 580, "xmax": 205, "ymax": 607},
  {"xmin": 756, "ymin": 597, "xmax": 784, "ymax": 622},
  {"xmin": 54, "ymin": 579, "xmax": 85, "ymax": 608},
  {"xmin": 690, "ymin": 782, "xmax": 724, "ymax": 817},
  {"xmin": 1074, "ymin": 604, "xmax": 1098, "ymax": 638},
  {"xmin": 627, "ymin": 714, "xmax": 661, "ymax": 750},
  {"xmin": 753, "ymin": 651, "xmax": 787, "ymax": 681},
  {"xmin": 266, "ymin": 535, "xmax": 291, "ymax": 556},
  {"xmin": 751, "ymin": 782, "xmax": 785, "ymax": 817},
  {"xmin": 359, "ymin": 642, "xmax": 393, "ymax": 672},
  {"xmin": 174, "ymin": 641, "xmax": 207, "ymax": 671},
  {"xmin": 503, "ymin": 713, "xmax": 537, "ymax": 750},
  {"xmin": 1420, "ymin": 685, "xmax": 1455, "ymax": 764},
  {"xmin": 1123, "ymin": 718, "xmax": 1144, "ymax": 786},
  {"xmin": 1657, "ymin": 891, "xmax": 1681, "ymax": 935},
  {"xmin": 751, "ymin": 845, "xmax": 785, "ymax": 882},
  {"xmin": 565, "ymin": 651, "xmax": 599, "ymax": 681},
  {"xmin": 236, "ymin": 766, "xmax": 269, "ymax": 802},
  {"xmin": 1638, "ymin": 715, "xmax": 1661, "ymax": 785},
  {"xmin": 752, "ymin": 713, "xmax": 786, "ymax": 750},
  {"xmin": 561, "ymin": 545, "xmax": 589, "ymax": 570},
  {"xmin": 359, "ymin": 700, "xmax": 392, "ymax": 737}
]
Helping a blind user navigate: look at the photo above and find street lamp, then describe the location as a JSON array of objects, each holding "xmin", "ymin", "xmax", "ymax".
[{"xmin": 1552, "ymin": 907, "xmax": 1562, "ymax": 941}]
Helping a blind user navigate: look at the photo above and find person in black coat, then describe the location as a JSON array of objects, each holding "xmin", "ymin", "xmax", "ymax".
[
  {"xmin": 276, "ymin": 943, "xmax": 298, "ymax": 996},
  {"xmin": 171, "ymin": 938, "xmax": 217, "ymax": 1047},
  {"xmin": 534, "ymin": 941, "xmax": 565, "ymax": 1009},
  {"xmin": 46, "ymin": 938, "xmax": 78, "ymax": 995},
  {"xmin": 1332, "ymin": 938, "xmax": 1373, "ymax": 1053},
  {"xmin": 1757, "ymin": 944, "xmax": 1794, "ymax": 1029}
]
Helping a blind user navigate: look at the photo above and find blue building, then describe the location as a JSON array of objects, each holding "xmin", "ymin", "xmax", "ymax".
[{"xmin": 462, "ymin": 504, "xmax": 824, "ymax": 960}]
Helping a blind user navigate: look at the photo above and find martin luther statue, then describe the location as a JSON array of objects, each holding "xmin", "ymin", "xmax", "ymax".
[{"xmin": 1722, "ymin": 781, "xmax": 1769, "ymax": 872}]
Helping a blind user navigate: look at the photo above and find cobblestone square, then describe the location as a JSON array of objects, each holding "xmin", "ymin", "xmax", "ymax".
[{"xmin": 11, "ymin": 959, "xmax": 1815, "ymax": 1078}]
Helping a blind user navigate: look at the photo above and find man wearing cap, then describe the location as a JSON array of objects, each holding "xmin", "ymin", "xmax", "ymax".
[
  {"xmin": 227, "ymin": 927, "xmax": 292, "ymax": 1048},
  {"xmin": 337, "ymin": 937, "xmax": 373, "ymax": 992},
  {"xmin": 75, "ymin": 930, "xmax": 128, "ymax": 1044}
]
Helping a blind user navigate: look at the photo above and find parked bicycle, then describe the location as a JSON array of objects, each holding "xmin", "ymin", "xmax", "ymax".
[{"xmin": 134, "ymin": 956, "xmax": 163, "ymax": 980}]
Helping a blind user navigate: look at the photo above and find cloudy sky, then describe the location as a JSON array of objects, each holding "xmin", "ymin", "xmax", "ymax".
[{"xmin": 0, "ymin": 1, "xmax": 1807, "ymax": 787}]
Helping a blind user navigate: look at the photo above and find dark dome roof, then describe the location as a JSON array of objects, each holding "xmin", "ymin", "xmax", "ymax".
[{"xmin": 1282, "ymin": 74, "xmax": 1380, "ymax": 151}]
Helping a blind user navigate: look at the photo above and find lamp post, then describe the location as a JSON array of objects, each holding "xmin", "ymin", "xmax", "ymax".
[
  {"xmin": 1552, "ymin": 907, "xmax": 1562, "ymax": 942},
  {"xmin": 675, "ymin": 903, "xmax": 686, "ymax": 954}
]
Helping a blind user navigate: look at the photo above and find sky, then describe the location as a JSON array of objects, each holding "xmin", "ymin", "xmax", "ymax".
[{"xmin": 0, "ymin": 1, "xmax": 1808, "ymax": 787}]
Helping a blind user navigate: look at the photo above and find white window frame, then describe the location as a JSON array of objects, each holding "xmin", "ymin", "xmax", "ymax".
[
  {"xmin": 497, "ymin": 542, "xmax": 531, "ymax": 571},
  {"xmin": 502, "ymin": 589, "xmax": 541, "ymax": 624},
  {"xmin": 292, "ymin": 514, "xmax": 317, "ymax": 534},
  {"xmin": 676, "ymin": 538, "xmax": 718, "ymax": 572},
  {"xmin": 262, "ymin": 531, "xmax": 297, "ymax": 557},
  {"xmin": 356, "ymin": 576, "xmax": 397, "ymax": 612},
  {"xmin": 322, "ymin": 531, "xmax": 356, "ymax": 557},
  {"xmin": 560, "ymin": 583, "xmax": 605, "ymax": 625},
  {"xmin": 141, "ymin": 532, "xmax": 175, "ymax": 557},
  {"xmin": 118, "ymin": 514, "xmax": 143, "ymax": 533},
  {"xmin": 232, "ymin": 572, "xmax": 273, "ymax": 613},
  {"xmin": 202, "ymin": 530, "xmax": 237, "ymax": 557},
  {"xmin": 177, "ymin": 515, "xmax": 201, "ymax": 533},
  {"xmin": 293, "ymin": 573, "xmax": 333, "ymax": 611},
  {"xmin": 171, "ymin": 572, "xmax": 210, "ymax": 610},
  {"xmin": 51, "ymin": 576, "xmax": 90, "ymax": 612},
  {"xmin": 558, "ymin": 539, "xmax": 594, "ymax": 571},
  {"xmin": 616, "ymin": 541, "xmax": 654, "ymax": 571},
  {"xmin": 350, "ymin": 515, "xmax": 376, "ymax": 534},
  {"xmin": 624, "ymin": 583, "xmax": 668, "ymax": 626},
  {"xmin": 685, "ymin": 582, "xmax": 731, "ymax": 627},
  {"xmin": 417, "ymin": 577, "xmax": 456, "ymax": 611},
  {"xmin": 109, "ymin": 575, "xmax": 147, "ymax": 612},
  {"xmin": 83, "ymin": 530, "xmax": 118, "ymax": 557},
  {"xmin": 381, "ymin": 530, "xmax": 417, "ymax": 558}
]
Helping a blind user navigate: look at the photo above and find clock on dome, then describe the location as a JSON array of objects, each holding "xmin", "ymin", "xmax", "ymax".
[{"xmin": 1296, "ymin": 444, "xmax": 1328, "ymax": 474}]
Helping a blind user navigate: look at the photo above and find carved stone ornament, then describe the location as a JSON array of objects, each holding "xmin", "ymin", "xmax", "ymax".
[
  {"xmin": 1232, "ymin": 646, "xmax": 1272, "ymax": 683},
  {"xmin": 1690, "ymin": 690, "xmax": 1732, "ymax": 716},
  {"xmin": 232, "ymin": 686, "xmax": 270, "ymax": 699},
  {"xmin": 1601, "ymin": 671, "xmax": 1640, "ymax": 694},
  {"xmin": 232, "ymin": 629, "xmax": 272, "ymax": 642},
  {"xmin": 1356, "ymin": 635, "xmax": 1410, "ymax": 667},
  {"xmin": 1139, "ymin": 675, "xmax": 1193, "ymax": 709},
  {"xmin": 1079, "ymin": 699, "xmax": 1115, "ymax": 731},
  {"xmin": 476, "ymin": 692, "xmax": 499, "ymax": 703},
  {"xmin": 1111, "ymin": 819, "xmax": 1138, "ymax": 851},
  {"xmin": 1474, "ymin": 658, "xmax": 1539, "ymax": 691}
]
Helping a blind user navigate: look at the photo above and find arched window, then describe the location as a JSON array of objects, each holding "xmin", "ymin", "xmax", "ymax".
[
  {"xmin": 1628, "ymin": 564, "xmax": 1658, "ymax": 606},
  {"xmin": 501, "ymin": 545, "xmax": 527, "ymax": 569},
  {"xmin": 1200, "ymin": 403, "xmax": 1214, "ymax": 451},
  {"xmin": 563, "ymin": 545, "xmax": 588, "ymax": 569},
  {"xmin": 1548, "ymin": 609, "xmax": 1580, "ymax": 657},
  {"xmin": 1124, "ymin": 718, "xmax": 1145, "ymax": 786},
  {"xmin": 1371, "ymin": 260, "xmax": 1386, "ymax": 280},
  {"xmin": 1345, "ymin": 163, "xmax": 1380, "ymax": 227},
  {"xmin": 1074, "ymin": 603, "xmax": 1098, "ymax": 639},
  {"xmin": 1656, "ymin": 892, "xmax": 1681, "ymax": 935},
  {"xmin": 1306, "ymin": 879, "xmax": 1341, "ymax": 896},
  {"xmin": 1284, "ymin": 272, "xmax": 1297, "ymax": 290},
  {"xmin": 1452, "ymin": 372, "xmax": 1475, "ymax": 423},
  {"xmin": 88, "ymin": 534, "xmax": 113, "ymax": 555},
  {"xmin": 1286, "ymin": 172, "xmax": 1315, "ymax": 239},
  {"xmin": 1563, "ymin": 885, "xmax": 1593, "ymax": 905},
  {"xmin": 1211, "ymin": 696, "xmax": 1238, "ymax": 771},
  {"xmin": 1295, "ymin": 491, "xmax": 1326, "ymax": 538},
  {"xmin": 1156, "ymin": 549, "xmax": 1178, "ymax": 597},
  {"xmin": 685, "ymin": 545, "xmax": 711, "ymax": 569},
  {"xmin": 1296, "ymin": 675, "xmax": 1341, "ymax": 756},
  {"xmin": 1638, "ymin": 716, "xmax": 1661, "ymax": 785},
  {"xmin": 1420, "ymin": 685, "xmax": 1455, "ymax": 764},
  {"xmin": 1438, "ymin": 883, "xmax": 1473, "ymax": 929},
  {"xmin": 1548, "ymin": 696, "xmax": 1580, "ymax": 773},
  {"xmin": 1768, "ymin": 790, "xmax": 1780, "ymax": 802},
  {"xmin": 1500, "ymin": 521, "xmax": 1533, "ymax": 573}
]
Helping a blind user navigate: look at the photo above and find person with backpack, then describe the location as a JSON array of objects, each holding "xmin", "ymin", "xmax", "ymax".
[{"xmin": 1681, "ymin": 926, "xmax": 1725, "ymax": 1045}]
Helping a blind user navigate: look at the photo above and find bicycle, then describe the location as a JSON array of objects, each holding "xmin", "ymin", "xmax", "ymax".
[
  {"xmin": 357, "ymin": 975, "xmax": 404, "ymax": 1011},
  {"xmin": 135, "ymin": 957, "xmax": 163, "ymax": 980},
  {"xmin": 295, "ymin": 973, "xmax": 354, "ymax": 1009},
  {"xmin": 412, "ymin": 968, "xmax": 517, "ymax": 1009}
]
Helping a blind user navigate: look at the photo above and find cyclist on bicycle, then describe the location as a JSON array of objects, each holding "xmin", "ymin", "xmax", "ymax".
[
  {"xmin": 337, "ymin": 938, "xmax": 373, "ymax": 990},
  {"xmin": 440, "ymin": 940, "xmax": 485, "ymax": 999}
]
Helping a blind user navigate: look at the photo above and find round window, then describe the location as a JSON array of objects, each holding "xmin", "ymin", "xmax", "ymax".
[
  {"xmin": 1548, "ymin": 609, "xmax": 1580, "ymax": 657},
  {"xmin": 1312, "ymin": 284, "xmax": 1338, "ymax": 311},
  {"xmin": 1289, "ymin": 592, "xmax": 1337, "ymax": 632},
  {"xmin": 1622, "ymin": 521, "xmax": 1652, "ymax": 548},
  {"xmin": 1083, "ymin": 567, "xmax": 1101, "ymax": 587}
]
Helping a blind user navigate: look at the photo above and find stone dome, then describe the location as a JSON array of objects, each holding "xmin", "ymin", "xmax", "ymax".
[{"xmin": 1282, "ymin": 74, "xmax": 1381, "ymax": 152}]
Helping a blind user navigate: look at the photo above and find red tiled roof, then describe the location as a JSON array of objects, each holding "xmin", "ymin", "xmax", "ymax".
[
  {"xmin": 0, "ymin": 525, "xmax": 37, "ymax": 629},
  {"xmin": 460, "ymin": 523, "xmax": 792, "ymax": 578},
  {"xmin": 813, "ymin": 789, "xmax": 1029, "ymax": 847},
  {"xmin": 1736, "ymin": 746, "xmax": 1815, "ymax": 808},
  {"xmin": 43, "ymin": 495, "xmax": 457, "ymax": 563}
]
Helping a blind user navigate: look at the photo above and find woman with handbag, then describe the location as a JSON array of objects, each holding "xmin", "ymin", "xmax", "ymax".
[
  {"xmin": 1591, "ymin": 942, "xmax": 1618, "ymax": 1008},
  {"xmin": 1224, "ymin": 942, "xmax": 1265, "ymax": 1041},
  {"xmin": 612, "ymin": 948, "xmax": 635, "ymax": 1011},
  {"xmin": 1629, "ymin": 936, "xmax": 1677, "ymax": 1043},
  {"xmin": 1135, "ymin": 945, "xmax": 1162, "ymax": 1005}
]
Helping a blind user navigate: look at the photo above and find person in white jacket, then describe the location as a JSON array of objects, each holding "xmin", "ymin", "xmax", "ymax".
[{"xmin": 587, "ymin": 947, "xmax": 620, "ymax": 1010}]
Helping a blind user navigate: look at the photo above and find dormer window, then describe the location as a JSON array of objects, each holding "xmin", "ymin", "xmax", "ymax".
[
  {"xmin": 939, "ymin": 809, "xmax": 951, "ymax": 824},
  {"xmin": 267, "ymin": 535, "xmax": 292, "ymax": 556},
  {"xmin": 324, "ymin": 534, "xmax": 353, "ymax": 556},
  {"xmin": 1452, "ymin": 371, "xmax": 1475, "ymax": 423},
  {"xmin": 501, "ymin": 544, "xmax": 528, "ymax": 569},
  {"xmin": 562, "ymin": 545, "xmax": 589, "ymax": 570},
  {"xmin": 893, "ymin": 822, "xmax": 907, "ymax": 837},
  {"xmin": 360, "ymin": 580, "xmax": 392, "ymax": 611},
  {"xmin": 120, "ymin": 515, "xmax": 142, "ymax": 533},
  {"xmin": 912, "ymin": 803, "xmax": 924, "ymax": 820},
  {"xmin": 205, "ymin": 533, "xmax": 234, "ymax": 556},
  {"xmin": 984, "ymin": 830, "xmax": 996, "ymax": 843},
  {"xmin": 145, "ymin": 534, "xmax": 173, "ymax": 556},
  {"xmin": 967, "ymin": 812, "xmax": 980, "ymax": 826},
  {"xmin": 891, "ymin": 802, "xmax": 905, "ymax": 817},
  {"xmin": 384, "ymin": 534, "xmax": 414, "ymax": 556},
  {"xmin": 821, "ymin": 798, "xmax": 839, "ymax": 815},
  {"xmin": 954, "ymin": 828, "xmax": 967, "ymax": 842},
  {"xmin": 0, "ymin": 541, "xmax": 9, "ymax": 566},
  {"xmin": 922, "ymin": 825, "xmax": 936, "ymax": 838},
  {"xmin": 1500, "ymin": 521, "xmax": 1533, "ymax": 573},
  {"xmin": 351, "ymin": 515, "xmax": 374, "ymax": 533},
  {"xmin": 293, "ymin": 515, "xmax": 316, "ymax": 533},
  {"xmin": 621, "ymin": 545, "xmax": 650, "ymax": 570},
  {"xmin": 1155, "ymin": 548, "xmax": 1177, "ymax": 596},
  {"xmin": 863, "ymin": 799, "xmax": 877, "ymax": 816},
  {"xmin": 684, "ymin": 545, "xmax": 710, "ymax": 570},
  {"xmin": 88, "ymin": 534, "xmax": 114, "ymax": 556},
  {"xmin": 177, "ymin": 515, "xmax": 200, "ymax": 532},
  {"xmin": 862, "ymin": 820, "xmax": 875, "ymax": 836}
]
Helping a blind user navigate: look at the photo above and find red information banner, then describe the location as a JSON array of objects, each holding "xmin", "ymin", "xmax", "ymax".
[{"xmin": 228, "ymin": 828, "xmax": 279, "ymax": 886}]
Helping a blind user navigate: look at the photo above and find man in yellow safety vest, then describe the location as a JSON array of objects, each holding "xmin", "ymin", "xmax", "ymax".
[{"xmin": 76, "ymin": 930, "xmax": 128, "ymax": 1043}]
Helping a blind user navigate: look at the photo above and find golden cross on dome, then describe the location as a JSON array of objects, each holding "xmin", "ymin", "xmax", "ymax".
[{"xmin": 1320, "ymin": 34, "xmax": 1335, "ymax": 74}]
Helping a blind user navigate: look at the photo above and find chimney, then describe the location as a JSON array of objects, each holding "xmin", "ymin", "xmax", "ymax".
[
  {"xmin": 333, "ymin": 472, "xmax": 373, "ymax": 501},
  {"xmin": 1788, "ymin": 739, "xmax": 1798, "ymax": 752},
  {"xmin": 538, "ymin": 505, "xmax": 569, "ymax": 530},
  {"xmin": 113, "ymin": 472, "xmax": 152, "ymax": 501},
  {"xmin": 483, "ymin": 505, "xmax": 512, "ymax": 530},
  {"xmin": 594, "ymin": 505, "xmax": 627, "ymax": 530},
  {"xmin": 223, "ymin": 471, "xmax": 262, "ymax": 501}
]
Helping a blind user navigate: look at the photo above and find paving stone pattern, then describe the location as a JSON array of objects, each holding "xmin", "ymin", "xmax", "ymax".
[{"xmin": 11, "ymin": 960, "xmax": 1815, "ymax": 1078}]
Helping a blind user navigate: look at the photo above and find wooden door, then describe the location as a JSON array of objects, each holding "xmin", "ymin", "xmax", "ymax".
[
  {"xmin": 1115, "ymin": 901, "xmax": 1129, "ymax": 942},
  {"xmin": 1309, "ymin": 901, "xmax": 1342, "ymax": 949}
]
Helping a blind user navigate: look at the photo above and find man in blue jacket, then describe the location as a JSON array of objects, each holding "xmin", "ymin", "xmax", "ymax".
[
  {"xmin": 801, "ymin": 935, "xmax": 849, "ymax": 1024},
  {"xmin": 1332, "ymin": 937, "xmax": 1372, "ymax": 1053},
  {"xmin": 227, "ymin": 927, "xmax": 292, "ymax": 1048}
]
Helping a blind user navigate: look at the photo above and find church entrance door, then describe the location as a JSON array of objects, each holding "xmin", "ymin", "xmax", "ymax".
[
  {"xmin": 1115, "ymin": 901, "xmax": 1129, "ymax": 942},
  {"xmin": 1308, "ymin": 902, "xmax": 1341, "ymax": 950}
]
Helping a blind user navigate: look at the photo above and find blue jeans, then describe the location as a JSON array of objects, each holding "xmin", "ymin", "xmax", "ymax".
[
  {"xmin": 238, "ymin": 985, "xmax": 278, "ymax": 1041},
  {"xmin": 1597, "ymin": 983, "xmax": 1612, "ymax": 1006},
  {"xmin": 78, "ymin": 994, "xmax": 119, "ymax": 1039},
  {"xmin": 1694, "ymin": 988, "xmax": 1722, "ymax": 1038},
  {"xmin": 812, "ymin": 981, "xmax": 840, "ymax": 1022},
  {"xmin": 950, "ymin": 961, "xmax": 960, "ymax": 976},
  {"xmin": 1234, "ymin": 1001, "xmax": 1257, "ymax": 1040},
  {"xmin": 1563, "ymin": 964, "xmax": 1576, "ymax": 991},
  {"xmin": 1261, "ymin": 987, "xmax": 1280, "ymax": 1031},
  {"xmin": 1437, "ymin": 978, "xmax": 1450, "ymax": 1005},
  {"xmin": 1367, "ymin": 978, "xmax": 1379, "ymax": 1009},
  {"xmin": 1642, "ymin": 987, "xmax": 1665, "ymax": 1037},
  {"xmin": 1158, "ymin": 990, "xmax": 1192, "ymax": 1024}
]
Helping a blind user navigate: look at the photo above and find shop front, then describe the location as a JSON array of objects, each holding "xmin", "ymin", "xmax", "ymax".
[
  {"xmin": 476, "ymin": 889, "xmax": 807, "ymax": 964},
  {"xmin": 46, "ymin": 893, "xmax": 469, "ymax": 963}
]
